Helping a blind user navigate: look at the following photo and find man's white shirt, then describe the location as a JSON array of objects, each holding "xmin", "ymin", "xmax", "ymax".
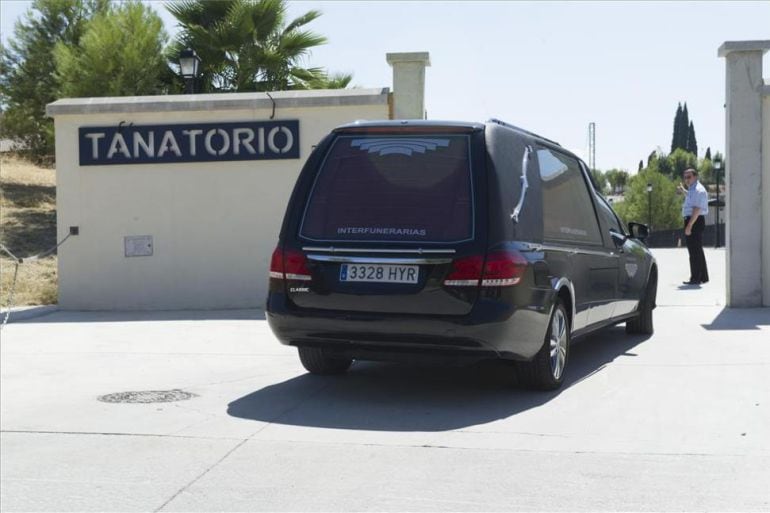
[{"xmin": 682, "ymin": 180, "xmax": 709, "ymax": 218}]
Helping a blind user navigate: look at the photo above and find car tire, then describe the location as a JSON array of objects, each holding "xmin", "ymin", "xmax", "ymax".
[
  {"xmin": 517, "ymin": 300, "xmax": 570, "ymax": 391},
  {"xmin": 626, "ymin": 271, "xmax": 656, "ymax": 335},
  {"xmin": 298, "ymin": 347, "xmax": 353, "ymax": 375}
]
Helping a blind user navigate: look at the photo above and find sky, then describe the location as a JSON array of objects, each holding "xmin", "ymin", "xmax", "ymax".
[{"xmin": 2, "ymin": 1, "xmax": 769, "ymax": 172}]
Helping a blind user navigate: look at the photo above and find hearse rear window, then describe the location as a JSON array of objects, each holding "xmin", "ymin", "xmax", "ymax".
[{"xmin": 299, "ymin": 134, "xmax": 474, "ymax": 243}]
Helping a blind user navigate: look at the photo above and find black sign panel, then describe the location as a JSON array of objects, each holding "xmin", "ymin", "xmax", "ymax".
[{"xmin": 79, "ymin": 120, "xmax": 300, "ymax": 166}]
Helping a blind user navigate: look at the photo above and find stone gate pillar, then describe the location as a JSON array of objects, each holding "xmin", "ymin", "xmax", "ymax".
[
  {"xmin": 718, "ymin": 40, "xmax": 770, "ymax": 307},
  {"xmin": 387, "ymin": 52, "xmax": 430, "ymax": 120}
]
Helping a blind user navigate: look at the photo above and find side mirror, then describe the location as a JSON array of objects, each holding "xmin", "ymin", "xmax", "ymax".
[{"xmin": 628, "ymin": 222, "xmax": 650, "ymax": 241}]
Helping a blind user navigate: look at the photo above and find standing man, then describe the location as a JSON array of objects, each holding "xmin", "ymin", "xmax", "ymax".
[{"xmin": 679, "ymin": 168, "xmax": 709, "ymax": 285}]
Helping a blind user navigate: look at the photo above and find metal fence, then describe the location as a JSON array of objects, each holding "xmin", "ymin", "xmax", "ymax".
[{"xmin": 646, "ymin": 224, "xmax": 726, "ymax": 248}]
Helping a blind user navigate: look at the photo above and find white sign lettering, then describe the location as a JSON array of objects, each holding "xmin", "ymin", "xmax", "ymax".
[
  {"xmin": 86, "ymin": 133, "xmax": 106, "ymax": 159},
  {"xmin": 157, "ymin": 131, "xmax": 182, "ymax": 157},
  {"xmin": 182, "ymin": 129, "xmax": 203, "ymax": 157},
  {"xmin": 79, "ymin": 121, "xmax": 299, "ymax": 165},
  {"xmin": 107, "ymin": 133, "xmax": 131, "ymax": 159}
]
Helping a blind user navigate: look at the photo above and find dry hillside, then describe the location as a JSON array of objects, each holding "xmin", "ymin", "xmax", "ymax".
[{"xmin": 0, "ymin": 155, "xmax": 58, "ymax": 305}]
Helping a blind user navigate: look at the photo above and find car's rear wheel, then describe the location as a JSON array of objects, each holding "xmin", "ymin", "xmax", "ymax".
[
  {"xmin": 517, "ymin": 300, "xmax": 570, "ymax": 390},
  {"xmin": 626, "ymin": 270, "xmax": 656, "ymax": 335},
  {"xmin": 298, "ymin": 346, "xmax": 353, "ymax": 375}
]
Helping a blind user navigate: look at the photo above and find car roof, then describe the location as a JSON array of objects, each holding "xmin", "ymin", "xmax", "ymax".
[
  {"xmin": 485, "ymin": 118, "xmax": 562, "ymax": 148},
  {"xmin": 334, "ymin": 118, "xmax": 563, "ymax": 149},
  {"xmin": 334, "ymin": 119, "xmax": 485, "ymax": 131}
]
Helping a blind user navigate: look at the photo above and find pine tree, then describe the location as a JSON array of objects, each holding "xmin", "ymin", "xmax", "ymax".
[
  {"xmin": 705, "ymin": 147, "xmax": 711, "ymax": 160},
  {"xmin": 55, "ymin": 1, "xmax": 169, "ymax": 98},
  {"xmin": 0, "ymin": 0, "xmax": 108, "ymax": 160},
  {"xmin": 671, "ymin": 103, "xmax": 682, "ymax": 153},
  {"xmin": 687, "ymin": 121, "xmax": 698, "ymax": 157}
]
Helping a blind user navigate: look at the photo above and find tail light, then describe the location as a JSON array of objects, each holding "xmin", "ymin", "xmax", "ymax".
[
  {"xmin": 269, "ymin": 247, "xmax": 284, "ymax": 280},
  {"xmin": 444, "ymin": 250, "xmax": 527, "ymax": 287},
  {"xmin": 444, "ymin": 255, "xmax": 484, "ymax": 286},
  {"xmin": 269, "ymin": 246, "xmax": 312, "ymax": 281},
  {"xmin": 480, "ymin": 250, "xmax": 527, "ymax": 286}
]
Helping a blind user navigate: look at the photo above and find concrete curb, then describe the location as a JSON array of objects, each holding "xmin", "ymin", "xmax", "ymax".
[{"xmin": 1, "ymin": 305, "xmax": 58, "ymax": 323}]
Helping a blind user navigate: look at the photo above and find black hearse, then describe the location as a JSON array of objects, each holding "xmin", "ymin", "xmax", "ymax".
[{"xmin": 267, "ymin": 119, "xmax": 657, "ymax": 389}]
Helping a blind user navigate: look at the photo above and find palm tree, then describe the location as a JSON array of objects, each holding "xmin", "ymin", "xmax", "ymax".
[
  {"xmin": 166, "ymin": 0, "xmax": 352, "ymax": 92},
  {"xmin": 307, "ymin": 72, "xmax": 353, "ymax": 90}
]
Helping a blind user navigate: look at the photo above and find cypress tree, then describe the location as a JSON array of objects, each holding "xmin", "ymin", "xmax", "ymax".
[
  {"xmin": 687, "ymin": 121, "xmax": 697, "ymax": 156},
  {"xmin": 679, "ymin": 103, "xmax": 690, "ymax": 152},
  {"xmin": 671, "ymin": 103, "xmax": 682, "ymax": 153},
  {"xmin": 638, "ymin": 160, "xmax": 644, "ymax": 171},
  {"xmin": 705, "ymin": 147, "xmax": 711, "ymax": 161}
]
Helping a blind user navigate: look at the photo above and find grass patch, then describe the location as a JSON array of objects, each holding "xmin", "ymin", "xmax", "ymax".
[{"xmin": 1, "ymin": 154, "xmax": 58, "ymax": 306}]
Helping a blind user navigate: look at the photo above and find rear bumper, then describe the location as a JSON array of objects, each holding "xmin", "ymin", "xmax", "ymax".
[{"xmin": 266, "ymin": 292, "xmax": 550, "ymax": 362}]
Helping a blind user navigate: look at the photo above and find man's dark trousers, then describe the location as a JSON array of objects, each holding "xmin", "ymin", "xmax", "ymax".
[{"xmin": 684, "ymin": 215, "xmax": 709, "ymax": 283}]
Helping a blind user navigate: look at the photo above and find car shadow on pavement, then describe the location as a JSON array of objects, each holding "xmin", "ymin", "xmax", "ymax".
[
  {"xmin": 701, "ymin": 307, "xmax": 770, "ymax": 331},
  {"xmin": 15, "ymin": 309, "xmax": 266, "ymax": 323},
  {"xmin": 227, "ymin": 326, "xmax": 650, "ymax": 431}
]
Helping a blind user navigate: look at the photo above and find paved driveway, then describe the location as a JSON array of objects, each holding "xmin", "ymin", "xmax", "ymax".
[{"xmin": 1, "ymin": 248, "xmax": 769, "ymax": 511}]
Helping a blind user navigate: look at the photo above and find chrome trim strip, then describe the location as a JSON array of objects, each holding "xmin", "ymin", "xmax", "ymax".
[
  {"xmin": 307, "ymin": 255, "xmax": 452, "ymax": 264},
  {"xmin": 511, "ymin": 145, "xmax": 532, "ymax": 223},
  {"xmin": 527, "ymin": 243, "xmax": 615, "ymax": 258},
  {"xmin": 302, "ymin": 246, "xmax": 456, "ymax": 254},
  {"xmin": 574, "ymin": 248, "xmax": 615, "ymax": 257}
]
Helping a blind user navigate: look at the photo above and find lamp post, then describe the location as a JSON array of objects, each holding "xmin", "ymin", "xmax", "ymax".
[
  {"xmin": 647, "ymin": 182, "xmax": 653, "ymax": 230},
  {"xmin": 179, "ymin": 48, "xmax": 201, "ymax": 94},
  {"xmin": 714, "ymin": 159, "xmax": 722, "ymax": 248}
]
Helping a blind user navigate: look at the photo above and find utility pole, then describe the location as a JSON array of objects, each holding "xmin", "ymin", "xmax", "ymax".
[{"xmin": 588, "ymin": 122, "xmax": 596, "ymax": 171}]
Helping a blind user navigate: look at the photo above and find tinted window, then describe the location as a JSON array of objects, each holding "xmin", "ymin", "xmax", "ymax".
[
  {"xmin": 300, "ymin": 135, "xmax": 473, "ymax": 243},
  {"xmin": 596, "ymin": 195, "xmax": 624, "ymax": 234},
  {"xmin": 537, "ymin": 147, "xmax": 602, "ymax": 245}
]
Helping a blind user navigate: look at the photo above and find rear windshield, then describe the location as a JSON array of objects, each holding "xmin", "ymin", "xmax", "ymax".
[{"xmin": 299, "ymin": 134, "xmax": 474, "ymax": 243}]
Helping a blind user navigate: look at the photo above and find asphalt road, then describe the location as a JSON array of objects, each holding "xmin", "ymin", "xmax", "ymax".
[{"xmin": 1, "ymin": 248, "xmax": 769, "ymax": 511}]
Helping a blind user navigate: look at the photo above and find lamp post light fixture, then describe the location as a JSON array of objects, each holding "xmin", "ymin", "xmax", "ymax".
[
  {"xmin": 714, "ymin": 159, "xmax": 722, "ymax": 248},
  {"xmin": 179, "ymin": 48, "xmax": 201, "ymax": 94},
  {"xmin": 647, "ymin": 182, "xmax": 653, "ymax": 230}
]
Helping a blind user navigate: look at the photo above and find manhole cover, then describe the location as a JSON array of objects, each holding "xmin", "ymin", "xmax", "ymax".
[{"xmin": 97, "ymin": 389, "xmax": 197, "ymax": 404}]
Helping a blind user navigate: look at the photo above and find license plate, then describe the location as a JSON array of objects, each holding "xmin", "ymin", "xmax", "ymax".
[{"xmin": 339, "ymin": 264, "xmax": 419, "ymax": 284}]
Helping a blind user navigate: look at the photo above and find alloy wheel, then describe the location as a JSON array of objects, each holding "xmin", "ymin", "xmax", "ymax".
[{"xmin": 549, "ymin": 308, "xmax": 568, "ymax": 380}]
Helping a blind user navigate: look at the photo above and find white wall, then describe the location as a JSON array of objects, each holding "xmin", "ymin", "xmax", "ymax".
[
  {"xmin": 49, "ymin": 90, "xmax": 389, "ymax": 310},
  {"xmin": 763, "ymin": 88, "xmax": 770, "ymax": 306}
]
